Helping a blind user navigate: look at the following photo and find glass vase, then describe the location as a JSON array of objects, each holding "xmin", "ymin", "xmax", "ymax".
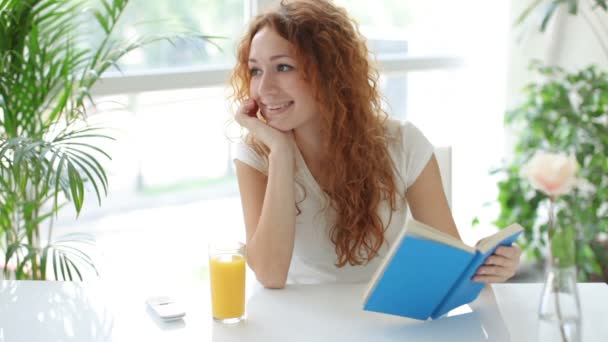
[
  {"xmin": 538, "ymin": 198, "xmax": 582, "ymax": 342},
  {"xmin": 538, "ymin": 266, "xmax": 582, "ymax": 341}
]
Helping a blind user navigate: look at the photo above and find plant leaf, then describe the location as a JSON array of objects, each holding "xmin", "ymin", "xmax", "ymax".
[
  {"xmin": 64, "ymin": 255, "xmax": 83, "ymax": 281},
  {"xmin": 540, "ymin": 2, "xmax": 559, "ymax": 32},
  {"xmin": 67, "ymin": 161, "xmax": 84, "ymax": 215}
]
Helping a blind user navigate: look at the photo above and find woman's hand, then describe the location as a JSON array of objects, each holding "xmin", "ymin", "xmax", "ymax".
[
  {"xmin": 473, "ymin": 245, "xmax": 522, "ymax": 283},
  {"xmin": 234, "ymin": 99, "xmax": 294, "ymax": 153}
]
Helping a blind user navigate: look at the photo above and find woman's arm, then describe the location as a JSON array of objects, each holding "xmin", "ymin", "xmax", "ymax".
[
  {"xmin": 234, "ymin": 100, "xmax": 298, "ymax": 289},
  {"xmin": 405, "ymin": 155, "xmax": 460, "ymax": 239},
  {"xmin": 405, "ymin": 154, "xmax": 521, "ymax": 283},
  {"xmin": 235, "ymin": 145, "xmax": 296, "ymax": 289}
]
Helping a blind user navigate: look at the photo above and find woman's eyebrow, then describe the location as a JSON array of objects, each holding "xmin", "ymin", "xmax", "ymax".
[{"xmin": 248, "ymin": 54, "xmax": 293, "ymax": 63}]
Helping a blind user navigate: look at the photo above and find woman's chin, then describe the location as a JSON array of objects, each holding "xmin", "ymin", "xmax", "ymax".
[{"xmin": 267, "ymin": 120, "xmax": 293, "ymax": 132}]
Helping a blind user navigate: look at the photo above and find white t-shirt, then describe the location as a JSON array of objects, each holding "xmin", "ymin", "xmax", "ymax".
[{"xmin": 234, "ymin": 118, "xmax": 434, "ymax": 284}]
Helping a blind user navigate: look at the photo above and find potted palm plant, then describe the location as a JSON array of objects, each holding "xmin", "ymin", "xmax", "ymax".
[{"xmin": 0, "ymin": 0, "xmax": 213, "ymax": 280}]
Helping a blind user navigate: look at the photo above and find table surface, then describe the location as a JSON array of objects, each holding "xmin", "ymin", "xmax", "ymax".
[{"xmin": 0, "ymin": 280, "xmax": 607, "ymax": 342}]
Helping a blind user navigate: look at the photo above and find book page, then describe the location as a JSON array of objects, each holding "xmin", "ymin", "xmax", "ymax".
[
  {"xmin": 475, "ymin": 223, "xmax": 524, "ymax": 253},
  {"xmin": 407, "ymin": 219, "xmax": 476, "ymax": 254}
]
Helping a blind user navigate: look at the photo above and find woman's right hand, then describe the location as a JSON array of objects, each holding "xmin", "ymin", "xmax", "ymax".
[{"xmin": 234, "ymin": 99, "xmax": 294, "ymax": 153}]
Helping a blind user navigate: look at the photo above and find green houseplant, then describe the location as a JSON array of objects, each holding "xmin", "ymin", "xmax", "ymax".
[
  {"xmin": 493, "ymin": 61, "xmax": 608, "ymax": 281},
  {"xmin": 0, "ymin": 0, "xmax": 213, "ymax": 280},
  {"xmin": 489, "ymin": 0, "xmax": 608, "ymax": 282}
]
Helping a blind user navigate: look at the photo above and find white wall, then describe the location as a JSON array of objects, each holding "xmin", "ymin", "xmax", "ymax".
[
  {"xmin": 507, "ymin": 0, "xmax": 608, "ymax": 109},
  {"xmin": 463, "ymin": 1, "xmax": 608, "ymax": 241},
  {"xmin": 447, "ymin": 1, "xmax": 512, "ymax": 244}
]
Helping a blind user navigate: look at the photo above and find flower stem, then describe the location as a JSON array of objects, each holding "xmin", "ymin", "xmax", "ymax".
[{"xmin": 549, "ymin": 197, "xmax": 568, "ymax": 342}]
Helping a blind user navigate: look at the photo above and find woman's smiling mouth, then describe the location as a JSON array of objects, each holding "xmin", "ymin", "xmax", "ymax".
[{"xmin": 263, "ymin": 101, "xmax": 294, "ymax": 116}]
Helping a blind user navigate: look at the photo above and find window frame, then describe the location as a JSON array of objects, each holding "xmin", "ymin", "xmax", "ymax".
[{"xmin": 90, "ymin": 0, "xmax": 464, "ymax": 97}]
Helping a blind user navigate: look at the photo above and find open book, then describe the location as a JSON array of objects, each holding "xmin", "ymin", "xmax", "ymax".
[{"xmin": 361, "ymin": 218, "xmax": 523, "ymax": 320}]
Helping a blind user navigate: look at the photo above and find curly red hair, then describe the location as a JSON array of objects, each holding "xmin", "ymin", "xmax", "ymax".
[{"xmin": 230, "ymin": 0, "xmax": 403, "ymax": 267}]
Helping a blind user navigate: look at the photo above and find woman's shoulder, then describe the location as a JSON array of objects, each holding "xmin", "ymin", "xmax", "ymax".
[
  {"xmin": 382, "ymin": 117, "xmax": 423, "ymax": 145},
  {"xmin": 382, "ymin": 117, "xmax": 434, "ymax": 188},
  {"xmin": 382, "ymin": 116, "xmax": 434, "ymax": 161}
]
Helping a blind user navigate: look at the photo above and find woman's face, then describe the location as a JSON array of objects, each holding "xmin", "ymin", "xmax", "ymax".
[{"xmin": 248, "ymin": 27, "xmax": 319, "ymax": 132}]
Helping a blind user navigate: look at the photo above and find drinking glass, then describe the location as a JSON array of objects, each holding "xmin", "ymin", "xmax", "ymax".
[{"xmin": 208, "ymin": 241, "xmax": 246, "ymax": 324}]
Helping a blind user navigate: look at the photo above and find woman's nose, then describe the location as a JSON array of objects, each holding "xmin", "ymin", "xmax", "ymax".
[{"xmin": 257, "ymin": 73, "xmax": 279, "ymax": 96}]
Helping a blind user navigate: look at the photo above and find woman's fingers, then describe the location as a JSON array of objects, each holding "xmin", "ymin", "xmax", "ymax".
[
  {"xmin": 473, "ymin": 265, "xmax": 512, "ymax": 283},
  {"xmin": 235, "ymin": 99, "xmax": 258, "ymax": 117},
  {"xmin": 476, "ymin": 265, "xmax": 512, "ymax": 277},
  {"xmin": 235, "ymin": 100, "xmax": 257, "ymax": 124},
  {"xmin": 234, "ymin": 100, "xmax": 294, "ymax": 151},
  {"xmin": 494, "ymin": 245, "xmax": 521, "ymax": 260},
  {"xmin": 484, "ymin": 255, "xmax": 517, "ymax": 269},
  {"xmin": 472, "ymin": 275, "xmax": 506, "ymax": 283},
  {"xmin": 235, "ymin": 100, "xmax": 267, "ymax": 132},
  {"xmin": 473, "ymin": 245, "xmax": 522, "ymax": 283}
]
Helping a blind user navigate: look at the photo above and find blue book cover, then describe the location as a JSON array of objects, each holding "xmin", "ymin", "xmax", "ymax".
[{"xmin": 361, "ymin": 218, "xmax": 523, "ymax": 320}]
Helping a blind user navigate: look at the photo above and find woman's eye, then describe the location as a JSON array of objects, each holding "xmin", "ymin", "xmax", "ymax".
[
  {"xmin": 277, "ymin": 64, "xmax": 293, "ymax": 72},
  {"xmin": 249, "ymin": 68, "xmax": 261, "ymax": 77}
]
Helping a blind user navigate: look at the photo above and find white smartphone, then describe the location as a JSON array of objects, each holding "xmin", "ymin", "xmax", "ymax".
[{"xmin": 146, "ymin": 296, "xmax": 186, "ymax": 321}]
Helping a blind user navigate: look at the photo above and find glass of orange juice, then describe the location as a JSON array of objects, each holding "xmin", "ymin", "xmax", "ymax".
[{"xmin": 208, "ymin": 241, "xmax": 246, "ymax": 324}]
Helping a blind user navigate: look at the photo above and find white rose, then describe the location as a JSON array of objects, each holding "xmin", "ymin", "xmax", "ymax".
[{"xmin": 520, "ymin": 151, "xmax": 579, "ymax": 197}]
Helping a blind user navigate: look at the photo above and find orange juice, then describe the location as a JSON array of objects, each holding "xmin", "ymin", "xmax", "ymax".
[{"xmin": 209, "ymin": 254, "xmax": 246, "ymax": 320}]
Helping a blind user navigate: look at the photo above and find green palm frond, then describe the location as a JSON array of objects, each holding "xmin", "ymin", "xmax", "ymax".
[
  {"xmin": 49, "ymin": 233, "xmax": 99, "ymax": 281},
  {"xmin": 1, "ymin": 0, "xmax": 216, "ymax": 280},
  {"xmin": 516, "ymin": 0, "xmax": 608, "ymax": 33}
]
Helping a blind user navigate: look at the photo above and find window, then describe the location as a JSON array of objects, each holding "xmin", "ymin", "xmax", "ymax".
[
  {"xmin": 334, "ymin": 0, "xmax": 474, "ymax": 56},
  {"xmin": 54, "ymin": 0, "xmax": 510, "ymax": 282},
  {"xmin": 96, "ymin": 0, "xmax": 246, "ymax": 72}
]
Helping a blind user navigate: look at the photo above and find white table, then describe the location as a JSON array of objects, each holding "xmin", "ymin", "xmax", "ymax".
[{"xmin": 0, "ymin": 280, "xmax": 607, "ymax": 341}]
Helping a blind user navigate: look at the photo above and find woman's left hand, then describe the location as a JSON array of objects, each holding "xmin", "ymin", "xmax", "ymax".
[{"xmin": 473, "ymin": 245, "xmax": 522, "ymax": 283}]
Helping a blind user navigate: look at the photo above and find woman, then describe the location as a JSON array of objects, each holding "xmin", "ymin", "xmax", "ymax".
[{"xmin": 230, "ymin": 0, "xmax": 520, "ymax": 288}]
